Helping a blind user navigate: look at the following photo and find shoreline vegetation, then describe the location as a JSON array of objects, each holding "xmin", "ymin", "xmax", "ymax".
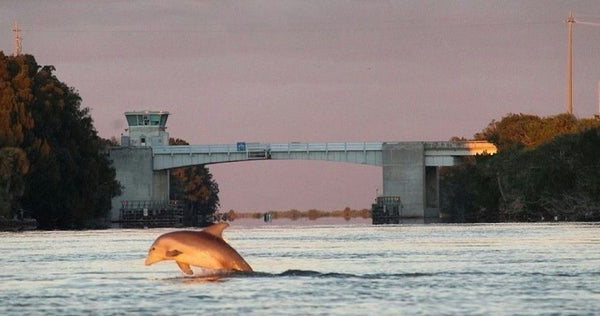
[
  {"xmin": 222, "ymin": 207, "xmax": 371, "ymax": 222},
  {"xmin": 0, "ymin": 53, "xmax": 121, "ymax": 230},
  {"xmin": 441, "ymin": 113, "xmax": 600, "ymax": 223}
]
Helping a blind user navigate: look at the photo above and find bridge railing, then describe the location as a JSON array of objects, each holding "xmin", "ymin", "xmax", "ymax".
[
  {"xmin": 423, "ymin": 140, "xmax": 497, "ymax": 150},
  {"xmin": 152, "ymin": 142, "xmax": 384, "ymax": 155},
  {"xmin": 151, "ymin": 141, "xmax": 495, "ymax": 157},
  {"xmin": 269, "ymin": 142, "xmax": 383, "ymax": 152},
  {"xmin": 152, "ymin": 144, "xmax": 239, "ymax": 155}
]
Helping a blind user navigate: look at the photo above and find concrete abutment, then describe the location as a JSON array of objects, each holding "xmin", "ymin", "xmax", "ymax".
[
  {"xmin": 382, "ymin": 143, "xmax": 439, "ymax": 219},
  {"xmin": 108, "ymin": 147, "xmax": 169, "ymax": 222}
]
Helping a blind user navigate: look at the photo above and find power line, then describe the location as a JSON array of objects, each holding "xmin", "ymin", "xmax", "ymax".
[
  {"xmin": 13, "ymin": 19, "xmax": 560, "ymax": 35},
  {"xmin": 576, "ymin": 20, "xmax": 600, "ymax": 27}
]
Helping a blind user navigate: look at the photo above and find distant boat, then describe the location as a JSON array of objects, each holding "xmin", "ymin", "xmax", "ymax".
[{"xmin": 263, "ymin": 212, "xmax": 272, "ymax": 223}]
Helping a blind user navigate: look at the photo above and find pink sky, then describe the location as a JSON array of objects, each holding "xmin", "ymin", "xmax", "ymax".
[{"xmin": 2, "ymin": 1, "xmax": 600, "ymax": 212}]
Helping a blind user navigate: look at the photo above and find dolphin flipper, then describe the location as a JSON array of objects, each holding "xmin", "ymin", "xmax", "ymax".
[
  {"xmin": 176, "ymin": 261, "xmax": 193, "ymax": 275},
  {"xmin": 166, "ymin": 249, "xmax": 182, "ymax": 257}
]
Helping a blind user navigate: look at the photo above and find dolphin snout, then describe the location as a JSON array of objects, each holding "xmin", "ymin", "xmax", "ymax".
[{"xmin": 145, "ymin": 254, "xmax": 161, "ymax": 266}]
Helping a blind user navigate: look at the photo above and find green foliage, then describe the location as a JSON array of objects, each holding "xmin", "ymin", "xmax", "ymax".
[
  {"xmin": 0, "ymin": 52, "xmax": 36, "ymax": 217},
  {"xmin": 0, "ymin": 53, "xmax": 35, "ymax": 148},
  {"xmin": 440, "ymin": 155, "xmax": 500, "ymax": 222},
  {"xmin": 443, "ymin": 113, "xmax": 600, "ymax": 222},
  {"xmin": 475, "ymin": 113, "xmax": 581, "ymax": 150},
  {"xmin": 0, "ymin": 147, "xmax": 29, "ymax": 217},
  {"xmin": 169, "ymin": 138, "xmax": 220, "ymax": 226},
  {"xmin": 0, "ymin": 52, "xmax": 121, "ymax": 228}
]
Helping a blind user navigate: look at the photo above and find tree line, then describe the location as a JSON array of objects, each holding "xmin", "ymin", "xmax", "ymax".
[
  {"xmin": 0, "ymin": 53, "xmax": 121, "ymax": 229},
  {"xmin": 0, "ymin": 53, "xmax": 221, "ymax": 229},
  {"xmin": 169, "ymin": 138, "xmax": 220, "ymax": 226},
  {"xmin": 441, "ymin": 113, "xmax": 600, "ymax": 222},
  {"xmin": 227, "ymin": 207, "xmax": 371, "ymax": 221}
]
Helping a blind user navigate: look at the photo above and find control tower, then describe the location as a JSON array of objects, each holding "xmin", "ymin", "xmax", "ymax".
[
  {"xmin": 121, "ymin": 110, "xmax": 170, "ymax": 147},
  {"xmin": 109, "ymin": 110, "xmax": 175, "ymax": 226}
]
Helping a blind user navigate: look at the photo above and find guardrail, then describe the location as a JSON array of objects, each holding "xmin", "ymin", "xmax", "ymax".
[
  {"xmin": 151, "ymin": 142, "xmax": 384, "ymax": 155},
  {"xmin": 151, "ymin": 141, "xmax": 496, "ymax": 156},
  {"xmin": 269, "ymin": 142, "xmax": 383, "ymax": 152}
]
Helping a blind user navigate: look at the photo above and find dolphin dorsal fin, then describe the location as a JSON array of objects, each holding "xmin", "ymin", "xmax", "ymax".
[{"xmin": 201, "ymin": 222, "xmax": 229, "ymax": 239}]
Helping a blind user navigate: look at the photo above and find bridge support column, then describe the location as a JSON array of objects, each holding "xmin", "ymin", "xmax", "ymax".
[
  {"xmin": 425, "ymin": 166, "xmax": 440, "ymax": 218},
  {"xmin": 382, "ymin": 143, "xmax": 425, "ymax": 218},
  {"xmin": 108, "ymin": 147, "xmax": 170, "ymax": 222}
]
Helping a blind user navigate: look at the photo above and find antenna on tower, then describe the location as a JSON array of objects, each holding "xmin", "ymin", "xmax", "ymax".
[{"xmin": 13, "ymin": 21, "xmax": 22, "ymax": 56}]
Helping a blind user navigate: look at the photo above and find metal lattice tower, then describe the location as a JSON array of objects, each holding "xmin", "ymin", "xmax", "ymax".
[{"xmin": 13, "ymin": 21, "xmax": 22, "ymax": 56}]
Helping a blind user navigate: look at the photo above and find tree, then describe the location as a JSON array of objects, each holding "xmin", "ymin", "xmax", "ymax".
[
  {"xmin": 169, "ymin": 138, "xmax": 220, "ymax": 226},
  {"xmin": 443, "ymin": 113, "xmax": 600, "ymax": 222},
  {"xmin": 439, "ymin": 154, "xmax": 500, "ymax": 222},
  {"xmin": 0, "ymin": 53, "xmax": 36, "ymax": 217},
  {"xmin": 475, "ymin": 113, "xmax": 597, "ymax": 150},
  {"xmin": 0, "ymin": 53, "xmax": 35, "ymax": 148},
  {"xmin": 0, "ymin": 147, "xmax": 28, "ymax": 217},
  {"xmin": 0, "ymin": 52, "xmax": 121, "ymax": 229}
]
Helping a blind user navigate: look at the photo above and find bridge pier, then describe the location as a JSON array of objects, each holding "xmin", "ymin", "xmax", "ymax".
[
  {"xmin": 425, "ymin": 166, "xmax": 440, "ymax": 218},
  {"xmin": 108, "ymin": 147, "xmax": 169, "ymax": 222},
  {"xmin": 382, "ymin": 143, "xmax": 439, "ymax": 219}
]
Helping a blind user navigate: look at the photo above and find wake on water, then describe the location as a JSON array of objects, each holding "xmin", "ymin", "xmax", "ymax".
[
  {"xmin": 164, "ymin": 269, "xmax": 435, "ymax": 283},
  {"xmin": 254, "ymin": 270, "xmax": 434, "ymax": 279},
  {"xmin": 163, "ymin": 269, "xmax": 600, "ymax": 283}
]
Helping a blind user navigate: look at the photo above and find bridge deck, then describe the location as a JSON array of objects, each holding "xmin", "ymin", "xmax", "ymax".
[
  {"xmin": 152, "ymin": 142, "xmax": 383, "ymax": 154},
  {"xmin": 151, "ymin": 141, "xmax": 496, "ymax": 170}
]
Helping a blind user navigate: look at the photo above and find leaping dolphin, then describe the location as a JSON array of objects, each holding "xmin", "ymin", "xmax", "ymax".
[{"xmin": 145, "ymin": 222, "xmax": 252, "ymax": 275}]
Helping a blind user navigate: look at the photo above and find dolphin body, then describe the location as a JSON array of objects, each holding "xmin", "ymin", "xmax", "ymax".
[{"xmin": 145, "ymin": 222, "xmax": 252, "ymax": 275}]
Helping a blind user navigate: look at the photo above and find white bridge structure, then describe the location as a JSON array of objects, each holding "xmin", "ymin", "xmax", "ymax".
[
  {"xmin": 152, "ymin": 141, "xmax": 494, "ymax": 169},
  {"xmin": 108, "ymin": 111, "xmax": 497, "ymax": 223}
]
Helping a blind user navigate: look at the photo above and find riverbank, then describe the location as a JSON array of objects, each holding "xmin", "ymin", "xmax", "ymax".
[
  {"xmin": 224, "ymin": 207, "xmax": 371, "ymax": 221},
  {"xmin": 0, "ymin": 217, "xmax": 37, "ymax": 231}
]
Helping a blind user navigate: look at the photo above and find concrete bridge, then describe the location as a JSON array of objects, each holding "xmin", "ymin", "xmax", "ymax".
[
  {"xmin": 108, "ymin": 111, "xmax": 497, "ymax": 223},
  {"xmin": 110, "ymin": 139, "xmax": 495, "ymax": 223},
  {"xmin": 150, "ymin": 141, "xmax": 495, "ymax": 218},
  {"xmin": 151, "ymin": 141, "xmax": 495, "ymax": 169}
]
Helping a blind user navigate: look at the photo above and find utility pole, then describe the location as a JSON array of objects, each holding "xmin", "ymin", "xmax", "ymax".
[
  {"xmin": 566, "ymin": 12, "xmax": 575, "ymax": 115},
  {"xmin": 13, "ymin": 21, "xmax": 22, "ymax": 56}
]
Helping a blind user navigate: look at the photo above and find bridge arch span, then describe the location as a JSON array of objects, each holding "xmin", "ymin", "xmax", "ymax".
[
  {"xmin": 110, "ymin": 141, "xmax": 496, "ymax": 222},
  {"xmin": 152, "ymin": 142, "xmax": 383, "ymax": 170}
]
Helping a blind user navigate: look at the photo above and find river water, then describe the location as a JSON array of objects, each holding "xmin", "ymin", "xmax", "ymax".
[{"xmin": 1, "ymin": 220, "xmax": 599, "ymax": 315}]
